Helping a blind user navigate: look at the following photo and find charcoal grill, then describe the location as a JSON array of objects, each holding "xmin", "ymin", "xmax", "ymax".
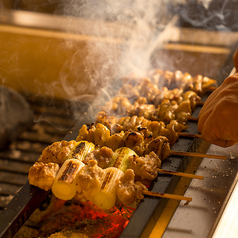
[{"xmin": 0, "ymin": 47, "xmax": 236, "ymax": 238}]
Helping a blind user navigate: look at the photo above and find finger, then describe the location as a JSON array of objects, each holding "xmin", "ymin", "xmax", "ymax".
[
  {"xmin": 197, "ymin": 108, "xmax": 212, "ymax": 133},
  {"xmin": 205, "ymin": 139, "xmax": 236, "ymax": 148}
]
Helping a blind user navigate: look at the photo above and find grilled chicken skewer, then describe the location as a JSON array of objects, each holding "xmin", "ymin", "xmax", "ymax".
[
  {"xmin": 28, "ymin": 140, "xmax": 204, "ymax": 189},
  {"xmin": 29, "ymin": 139, "xmax": 225, "ymax": 210},
  {"xmin": 100, "ymin": 69, "xmax": 217, "ymax": 125},
  {"xmin": 29, "ymin": 145, "xmax": 193, "ymax": 210},
  {"xmin": 76, "ymin": 123, "xmax": 226, "ymax": 161}
]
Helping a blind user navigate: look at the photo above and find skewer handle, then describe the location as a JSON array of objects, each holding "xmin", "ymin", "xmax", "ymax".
[
  {"xmin": 143, "ymin": 190, "xmax": 192, "ymax": 202},
  {"xmin": 187, "ymin": 116, "xmax": 199, "ymax": 121},
  {"xmin": 177, "ymin": 132, "xmax": 203, "ymax": 139},
  {"xmin": 157, "ymin": 169, "xmax": 204, "ymax": 180},
  {"xmin": 196, "ymin": 101, "xmax": 205, "ymax": 106},
  {"xmin": 171, "ymin": 151, "xmax": 227, "ymax": 160}
]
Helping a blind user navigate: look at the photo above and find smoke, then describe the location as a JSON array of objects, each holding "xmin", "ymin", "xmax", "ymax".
[
  {"xmin": 52, "ymin": 0, "xmax": 176, "ymax": 120},
  {"xmin": 1, "ymin": 0, "xmax": 236, "ymax": 128}
]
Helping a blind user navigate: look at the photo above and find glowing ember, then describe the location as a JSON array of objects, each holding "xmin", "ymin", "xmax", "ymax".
[{"xmin": 16, "ymin": 195, "xmax": 135, "ymax": 238}]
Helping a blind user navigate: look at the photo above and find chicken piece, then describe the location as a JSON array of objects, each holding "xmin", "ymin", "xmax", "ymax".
[
  {"xmin": 176, "ymin": 71, "xmax": 194, "ymax": 91},
  {"xmin": 28, "ymin": 162, "xmax": 59, "ymax": 191},
  {"xmin": 84, "ymin": 147, "xmax": 114, "ymax": 169},
  {"xmin": 153, "ymin": 92, "xmax": 164, "ymax": 107},
  {"xmin": 119, "ymin": 83, "xmax": 140, "ymax": 101},
  {"xmin": 132, "ymin": 103, "xmax": 157, "ymax": 120},
  {"xmin": 137, "ymin": 126, "xmax": 153, "ymax": 139},
  {"xmin": 118, "ymin": 116, "xmax": 137, "ymax": 132},
  {"xmin": 128, "ymin": 151, "xmax": 161, "ymax": 181},
  {"xmin": 135, "ymin": 96, "xmax": 148, "ymax": 105},
  {"xmin": 145, "ymin": 136, "xmax": 171, "ymax": 161},
  {"xmin": 162, "ymin": 87, "xmax": 183, "ymax": 102},
  {"xmin": 38, "ymin": 141, "xmax": 77, "ymax": 165},
  {"xmin": 163, "ymin": 100, "xmax": 178, "ymax": 124},
  {"xmin": 119, "ymin": 116, "xmax": 149, "ymax": 132},
  {"xmin": 183, "ymin": 91, "xmax": 201, "ymax": 111},
  {"xmin": 105, "ymin": 131, "xmax": 126, "ymax": 151},
  {"xmin": 163, "ymin": 70, "xmax": 174, "ymax": 88},
  {"xmin": 116, "ymin": 169, "xmax": 147, "ymax": 206},
  {"xmin": 176, "ymin": 112, "xmax": 190, "ymax": 125},
  {"xmin": 202, "ymin": 76, "xmax": 217, "ymax": 91},
  {"xmin": 147, "ymin": 121, "xmax": 166, "ymax": 138},
  {"xmin": 174, "ymin": 100, "xmax": 192, "ymax": 124},
  {"xmin": 173, "ymin": 70, "xmax": 184, "ymax": 87},
  {"xmin": 150, "ymin": 68, "xmax": 164, "ymax": 85},
  {"xmin": 136, "ymin": 78, "xmax": 160, "ymax": 103},
  {"xmin": 158, "ymin": 99, "xmax": 171, "ymax": 121},
  {"xmin": 160, "ymin": 125, "xmax": 178, "ymax": 145},
  {"xmin": 76, "ymin": 124, "xmax": 89, "ymax": 141},
  {"xmin": 124, "ymin": 131, "xmax": 144, "ymax": 155},
  {"xmin": 77, "ymin": 123, "xmax": 111, "ymax": 147},
  {"xmin": 167, "ymin": 120, "xmax": 188, "ymax": 132},
  {"xmin": 95, "ymin": 111, "xmax": 118, "ymax": 132},
  {"xmin": 193, "ymin": 75, "xmax": 203, "ymax": 95},
  {"xmin": 175, "ymin": 100, "xmax": 192, "ymax": 115},
  {"xmin": 103, "ymin": 96, "xmax": 133, "ymax": 116},
  {"xmin": 92, "ymin": 123, "xmax": 111, "ymax": 147},
  {"xmin": 163, "ymin": 87, "xmax": 174, "ymax": 101},
  {"xmin": 160, "ymin": 141, "xmax": 172, "ymax": 161},
  {"xmin": 77, "ymin": 160, "xmax": 105, "ymax": 200}
]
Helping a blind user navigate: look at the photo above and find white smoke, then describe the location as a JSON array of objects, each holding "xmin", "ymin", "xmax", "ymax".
[{"xmin": 56, "ymin": 1, "xmax": 175, "ymax": 105}]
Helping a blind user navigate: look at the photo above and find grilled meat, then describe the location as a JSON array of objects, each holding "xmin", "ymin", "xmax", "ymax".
[
  {"xmin": 28, "ymin": 162, "xmax": 59, "ymax": 191},
  {"xmin": 116, "ymin": 169, "xmax": 147, "ymax": 206}
]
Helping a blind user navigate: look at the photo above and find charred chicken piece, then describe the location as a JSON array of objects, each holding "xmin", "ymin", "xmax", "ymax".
[
  {"xmin": 183, "ymin": 91, "xmax": 201, "ymax": 111},
  {"xmin": 193, "ymin": 75, "xmax": 203, "ymax": 95},
  {"xmin": 202, "ymin": 76, "xmax": 217, "ymax": 91},
  {"xmin": 105, "ymin": 131, "xmax": 126, "ymax": 151},
  {"xmin": 145, "ymin": 136, "xmax": 171, "ymax": 161},
  {"xmin": 83, "ymin": 146, "xmax": 114, "ymax": 169},
  {"xmin": 28, "ymin": 162, "xmax": 59, "ymax": 191},
  {"xmin": 76, "ymin": 123, "xmax": 111, "ymax": 147},
  {"xmin": 77, "ymin": 159, "xmax": 105, "ymax": 202},
  {"xmin": 128, "ymin": 151, "xmax": 161, "ymax": 181},
  {"xmin": 117, "ymin": 169, "xmax": 147, "ymax": 206},
  {"xmin": 95, "ymin": 115, "xmax": 186, "ymax": 144},
  {"xmin": 38, "ymin": 141, "xmax": 77, "ymax": 165}
]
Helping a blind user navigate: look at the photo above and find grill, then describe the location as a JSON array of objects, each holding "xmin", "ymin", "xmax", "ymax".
[
  {"xmin": 0, "ymin": 95, "xmax": 203, "ymax": 238},
  {"xmin": 0, "ymin": 51, "xmax": 235, "ymax": 238},
  {"xmin": 0, "ymin": 4, "xmax": 238, "ymax": 238}
]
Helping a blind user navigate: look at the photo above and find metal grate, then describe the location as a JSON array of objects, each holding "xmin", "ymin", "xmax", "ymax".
[{"xmin": 0, "ymin": 95, "xmax": 76, "ymax": 212}]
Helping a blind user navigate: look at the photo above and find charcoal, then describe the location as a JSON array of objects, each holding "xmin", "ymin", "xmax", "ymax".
[{"xmin": 0, "ymin": 86, "xmax": 34, "ymax": 149}]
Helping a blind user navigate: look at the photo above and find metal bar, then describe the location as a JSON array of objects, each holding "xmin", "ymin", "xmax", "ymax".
[{"xmin": 0, "ymin": 181, "xmax": 48, "ymax": 238}]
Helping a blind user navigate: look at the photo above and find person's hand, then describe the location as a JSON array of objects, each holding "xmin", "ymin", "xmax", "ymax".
[
  {"xmin": 233, "ymin": 47, "xmax": 238, "ymax": 71},
  {"xmin": 197, "ymin": 73, "xmax": 238, "ymax": 147}
]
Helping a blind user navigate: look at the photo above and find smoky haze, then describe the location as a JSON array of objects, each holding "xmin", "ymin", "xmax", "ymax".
[{"xmin": 54, "ymin": 0, "xmax": 176, "ymax": 121}]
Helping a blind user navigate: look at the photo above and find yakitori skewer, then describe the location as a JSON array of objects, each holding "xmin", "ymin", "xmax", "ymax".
[
  {"xmin": 143, "ymin": 190, "xmax": 192, "ymax": 202},
  {"xmin": 157, "ymin": 169, "xmax": 204, "ymax": 180}
]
